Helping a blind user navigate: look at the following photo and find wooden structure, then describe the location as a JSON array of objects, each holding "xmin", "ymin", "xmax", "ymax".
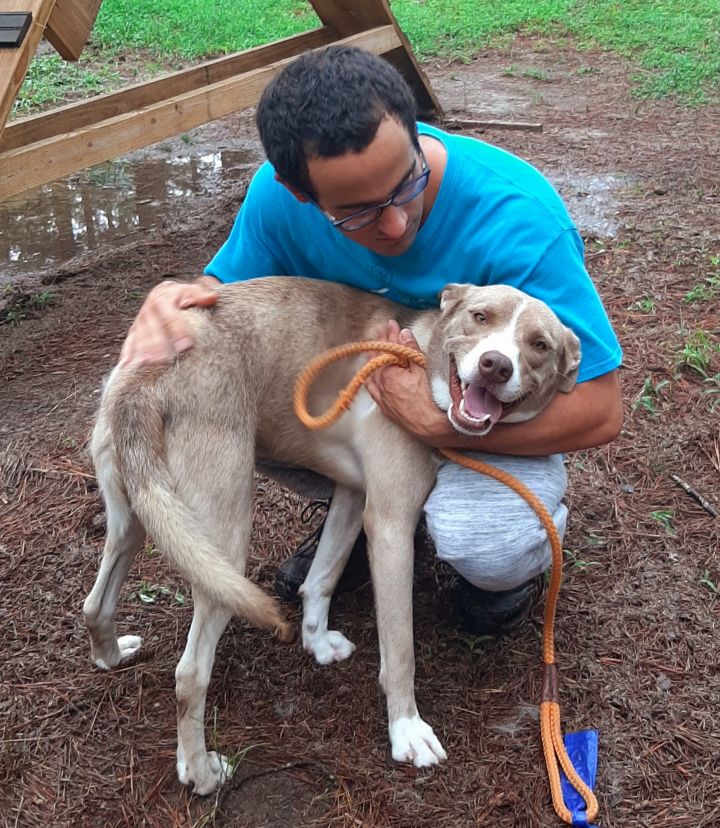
[{"xmin": 0, "ymin": 0, "xmax": 442, "ymax": 201}]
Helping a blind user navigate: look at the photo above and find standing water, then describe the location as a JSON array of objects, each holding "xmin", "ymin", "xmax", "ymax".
[{"xmin": 0, "ymin": 140, "xmax": 263, "ymax": 288}]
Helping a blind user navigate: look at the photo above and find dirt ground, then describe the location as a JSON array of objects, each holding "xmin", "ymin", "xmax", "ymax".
[{"xmin": 1, "ymin": 38, "xmax": 719, "ymax": 828}]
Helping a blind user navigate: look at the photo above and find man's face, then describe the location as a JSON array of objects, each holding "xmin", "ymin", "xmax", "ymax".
[{"xmin": 305, "ymin": 117, "xmax": 427, "ymax": 256}]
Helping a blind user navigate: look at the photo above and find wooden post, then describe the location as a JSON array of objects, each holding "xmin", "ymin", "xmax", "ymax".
[
  {"xmin": 45, "ymin": 0, "xmax": 101, "ymax": 60},
  {"xmin": 308, "ymin": 0, "xmax": 442, "ymax": 118},
  {"xmin": 0, "ymin": 0, "xmax": 57, "ymax": 135}
]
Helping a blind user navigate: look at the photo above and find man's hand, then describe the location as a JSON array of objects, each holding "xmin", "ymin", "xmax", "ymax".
[
  {"xmin": 364, "ymin": 320, "xmax": 448, "ymax": 440},
  {"xmin": 120, "ymin": 277, "xmax": 219, "ymax": 366}
]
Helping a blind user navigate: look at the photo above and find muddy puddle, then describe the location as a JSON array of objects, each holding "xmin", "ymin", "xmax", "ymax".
[
  {"xmin": 0, "ymin": 140, "xmax": 262, "ymax": 288},
  {"xmin": 551, "ymin": 171, "xmax": 632, "ymax": 241},
  {"xmin": 0, "ymin": 135, "xmax": 628, "ymax": 290}
]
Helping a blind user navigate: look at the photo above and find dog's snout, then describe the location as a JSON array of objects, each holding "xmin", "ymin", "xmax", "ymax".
[{"xmin": 478, "ymin": 350, "xmax": 513, "ymax": 384}]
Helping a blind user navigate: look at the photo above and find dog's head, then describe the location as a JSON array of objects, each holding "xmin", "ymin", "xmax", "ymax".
[{"xmin": 425, "ymin": 284, "xmax": 581, "ymax": 437}]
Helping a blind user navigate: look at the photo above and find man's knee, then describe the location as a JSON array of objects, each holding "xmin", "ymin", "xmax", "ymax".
[
  {"xmin": 427, "ymin": 503, "xmax": 567, "ymax": 591},
  {"xmin": 424, "ymin": 452, "xmax": 568, "ymax": 591}
]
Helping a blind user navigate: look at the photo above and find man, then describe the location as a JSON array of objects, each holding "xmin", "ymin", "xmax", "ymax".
[{"xmin": 122, "ymin": 46, "xmax": 623, "ymax": 635}]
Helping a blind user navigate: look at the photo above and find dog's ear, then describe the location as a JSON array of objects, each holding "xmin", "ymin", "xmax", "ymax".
[
  {"xmin": 439, "ymin": 283, "xmax": 471, "ymax": 316},
  {"xmin": 557, "ymin": 328, "xmax": 581, "ymax": 393}
]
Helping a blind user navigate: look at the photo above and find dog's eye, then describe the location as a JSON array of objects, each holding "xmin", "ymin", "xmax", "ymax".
[
  {"xmin": 472, "ymin": 311, "xmax": 486, "ymax": 323},
  {"xmin": 532, "ymin": 339, "xmax": 549, "ymax": 351}
]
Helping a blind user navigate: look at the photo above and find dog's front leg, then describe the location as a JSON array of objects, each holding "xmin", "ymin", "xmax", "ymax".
[
  {"xmin": 301, "ymin": 485, "xmax": 365, "ymax": 664},
  {"xmin": 364, "ymin": 499, "xmax": 447, "ymax": 768}
]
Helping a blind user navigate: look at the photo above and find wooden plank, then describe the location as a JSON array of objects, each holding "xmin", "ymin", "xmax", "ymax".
[
  {"xmin": 1, "ymin": 26, "xmax": 336, "ymax": 152},
  {"xmin": 45, "ymin": 0, "xmax": 101, "ymax": 60},
  {"xmin": 0, "ymin": 26, "xmax": 401, "ymax": 200},
  {"xmin": 0, "ymin": 0, "xmax": 57, "ymax": 136},
  {"xmin": 308, "ymin": 0, "xmax": 442, "ymax": 118}
]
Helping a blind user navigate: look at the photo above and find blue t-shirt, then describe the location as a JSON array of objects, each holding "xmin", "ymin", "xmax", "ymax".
[{"xmin": 206, "ymin": 123, "xmax": 622, "ymax": 383}]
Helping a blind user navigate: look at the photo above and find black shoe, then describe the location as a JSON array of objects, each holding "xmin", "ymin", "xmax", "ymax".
[
  {"xmin": 446, "ymin": 574, "xmax": 544, "ymax": 637},
  {"xmin": 274, "ymin": 501, "xmax": 369, "ymax": 603}
]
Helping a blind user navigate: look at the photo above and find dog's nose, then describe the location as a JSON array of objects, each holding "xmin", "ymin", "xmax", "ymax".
[{"xmin": 478, "ymin": 351, "xmax": 513, "ymax": 384}]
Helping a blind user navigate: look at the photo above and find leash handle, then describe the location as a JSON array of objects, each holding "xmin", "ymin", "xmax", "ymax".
[{"xmin": 292, "ymin": 340, "xmax": 599, "ymax": 825}]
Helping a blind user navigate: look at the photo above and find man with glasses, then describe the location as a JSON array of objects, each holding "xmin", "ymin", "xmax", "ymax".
[{"xmin": 122, "ymin": 46, "xmax": 622, "ymax": 635}]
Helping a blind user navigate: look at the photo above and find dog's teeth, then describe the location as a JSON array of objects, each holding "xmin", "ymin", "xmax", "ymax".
[
  {"xmin": 458, "ymin": 400, "xmax": 489, "ymax": 425},
  {"xmin": 459, "ymin": 401, "xmax": 478, "ymax": 423}
]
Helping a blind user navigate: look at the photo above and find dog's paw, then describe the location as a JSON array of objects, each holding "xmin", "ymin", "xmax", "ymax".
[
  {"xmin": 389, "ymin": 715, "xmax": 447, "ymax": 768},
  {"xmin": 303, "ymin": 629, "xmax": 356, "ymax": 665},
  {"xmin": 177, "ymin": 750, "xmax": 233, "ymax": 796},
  {"xmin": 93, "ymin": 635, "xmax": 142, "ymax": 670},
  {"xmin": 117, "ymin": 634, "xmax": 142, "ymax": 660}
]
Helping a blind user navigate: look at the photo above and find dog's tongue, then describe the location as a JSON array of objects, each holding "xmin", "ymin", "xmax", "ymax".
[{"xmin": 464, "ymin": 383, "xmax": 503, "ymax": 423}]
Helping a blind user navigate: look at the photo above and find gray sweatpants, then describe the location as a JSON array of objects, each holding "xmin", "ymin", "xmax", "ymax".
[{"xmin": 424, "ymin": 452, "xmax": 567, "ymax": 591}]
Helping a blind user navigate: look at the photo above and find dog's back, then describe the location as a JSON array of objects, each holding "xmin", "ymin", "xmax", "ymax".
[
  {"xmin": 177, "ymin": 278, "xmax": 430, "ymax": 465},
  {"xmin": 92, "ymin": 278, "xmax": 425, "ymax": 634}
]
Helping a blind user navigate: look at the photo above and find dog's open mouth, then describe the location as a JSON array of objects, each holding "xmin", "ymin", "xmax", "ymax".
[{"xmin": 448, "ymin": 356, "xmax": 531, "ymax": 433}]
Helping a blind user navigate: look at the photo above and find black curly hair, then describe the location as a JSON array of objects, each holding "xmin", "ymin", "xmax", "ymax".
[{"xmin": 256, "ymin": 46, "xmax": 419, "ymax": 199}]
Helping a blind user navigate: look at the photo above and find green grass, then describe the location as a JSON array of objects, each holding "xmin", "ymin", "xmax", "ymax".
[
  {"xmin": 14, "ymin": 0, "xmax": 720, "ymax": 114},
  {"xmin": 392, "ymin": 0, "xmax": 720, "ymax": 102},
  {"xmin": 12, "ymin": 54, "xmax": 123, "ymax": 114},
  {"xmin": 632, "ymin": 376, "xmax": 670, "ymax": 416},
  {"xmin": 676, "ymin": 330, "xmax": 720, "ymax": 379},
  {"xmin": 93, "ymin": 0, "xmax": 315, "ymax": 55},
  {"xmin": 2, "ymin": 288, "xmax": 58, "ymax": 324},
  {"xmin": 564, "ymin": 0, "xmax": 720, "ymax": 103}
]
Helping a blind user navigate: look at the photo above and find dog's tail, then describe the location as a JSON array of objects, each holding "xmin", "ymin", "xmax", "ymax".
[{"xmin": 108, "ymin": 378, "xmax": 293, "ymax": 642}]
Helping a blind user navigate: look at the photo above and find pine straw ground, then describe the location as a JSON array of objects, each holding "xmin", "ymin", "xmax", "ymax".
[{"xmin": 1, "ymin": 40, "xmax": 719, "ymax": 828}]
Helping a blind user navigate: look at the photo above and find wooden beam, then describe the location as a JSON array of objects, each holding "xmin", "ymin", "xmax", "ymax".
[
  {"xmin": 0, "ymin": 26, "xmax": 402, "ymax": 200},
  {"xmin": 444, "ymin": 117, "xmax": 544, "ymax": 133},
  {"xmin": 45, "ymin": 0, "xmax": 101, "ymax": 60},
  {"xmin": 0, "ymin": 0, "xmax": 57, "ymax": 136},
  {"xmin": 308, "ymin": 0, "xmax": 442, "ymax": 118},
  {"xmin": 1, "ymin": 26, "xmax": 336, "ymax": 153}
]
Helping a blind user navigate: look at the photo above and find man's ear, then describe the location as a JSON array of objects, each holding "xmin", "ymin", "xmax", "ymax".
[{"xmin": 274, "ymin": 173, "xmax": 311, "ymax": 203}]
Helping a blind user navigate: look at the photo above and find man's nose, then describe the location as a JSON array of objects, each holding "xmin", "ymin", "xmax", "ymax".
[{"xmin": 377, "ymin": 204, "xmax": 408, "ymax": 238}]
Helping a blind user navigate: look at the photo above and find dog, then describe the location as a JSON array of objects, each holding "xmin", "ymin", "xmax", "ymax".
[{"xmin": 83, "ymin": 277, "xmax": 580, "ymax": 794}]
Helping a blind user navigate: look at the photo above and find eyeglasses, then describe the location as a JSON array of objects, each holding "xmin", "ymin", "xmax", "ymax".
[{"xmin": 319, "ymin": 149, "xmax": 430, "ymax": 232}]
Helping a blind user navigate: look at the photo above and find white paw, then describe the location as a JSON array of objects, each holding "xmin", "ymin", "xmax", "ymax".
[
  {"xmin": 303, "ymin": 629, "xmax": 356, "ymax": 665},
  {"xmin": 389, "ymin": 715, "xmax": 447, "ymax": 768},
  {"xmin": 94, "ymin": 635, "xmax": 142, "ymax": 670},
  {"xmin": 177, "ymin": 750, "xmax": 232, "ymax": 796},
  {"xmin": 117, "ymin": 634, "xmax": 142, "ymax": 659}
]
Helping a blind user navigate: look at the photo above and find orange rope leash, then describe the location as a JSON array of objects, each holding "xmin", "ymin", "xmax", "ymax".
[{"xmin": 293, "ymin": 340, "xmax": 599, "ymax": 825}]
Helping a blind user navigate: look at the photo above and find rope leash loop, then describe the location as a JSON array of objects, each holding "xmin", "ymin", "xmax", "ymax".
[
  {"xmin": 293, "ymin": 339, "xmax": 599, "ymax": 825},
  {"xmin": 292, "ymin": 340, "xmax": 427, "ymax": 430}
]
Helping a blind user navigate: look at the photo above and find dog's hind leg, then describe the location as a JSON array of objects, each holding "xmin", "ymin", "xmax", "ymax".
[
  {"xmin": 83, "ymin": 432, "xmax": 145, "ymax": 670},
  {"xmin": 300, "ymin": 485, "xmax": 365, "ymax": 664},
  {"xmin": 172, "ymin": 436, "xmax": 256, "ymax": 795},
  {"xmin": 175, "ymin": 591, "xmax": 233, "ymax": 795}
]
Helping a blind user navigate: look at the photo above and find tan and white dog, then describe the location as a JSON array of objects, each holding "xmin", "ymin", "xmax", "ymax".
[{"xmin": 83, "ymin": 277, "xmax": 580, "ymax": 794}]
